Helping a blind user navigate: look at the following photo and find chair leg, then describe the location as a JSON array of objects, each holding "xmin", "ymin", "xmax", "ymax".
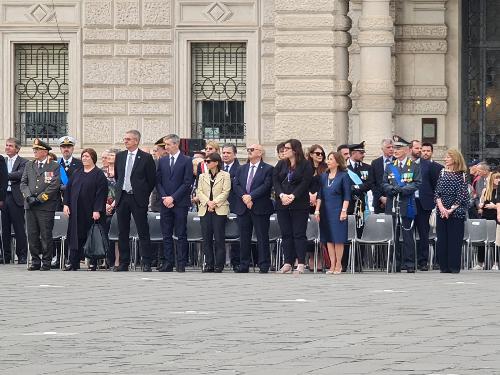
[{"xmin": 60, "ymin": 238, "xmax": 65, "ymax": 270}]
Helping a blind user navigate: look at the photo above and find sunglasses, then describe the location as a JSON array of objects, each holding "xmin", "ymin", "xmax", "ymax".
[
  {"xmin": 247, "ymin": 148, "xmax": 261, "ymax": 153},
  {"xmin": 205, "ymin": 159, "xmax": 215, "ymax": 163},
  {"xmin": 311, "ymin": 152, "xmax": 324, "ymax": 157}
]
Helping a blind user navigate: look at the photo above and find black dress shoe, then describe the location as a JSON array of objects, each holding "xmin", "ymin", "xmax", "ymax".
[
  {"xmin": 214, "ymin": 266, "xmax": 223, "ymax": 273},
  {"xmin": 28, "ymin": 264, "xmax": 41, "ymax": 271},
  {"xmin": 259, "ymin": 269, "xmax": 269, "ymax": 274},
  {"xmin": 40, "ymin": 264, "xmax": 51, "ymax": 271},
  {"xmin": 143, "ymin": 264, "xmax": 152, "ymax": 272},
  {"xmin": 113, "ymin": 264, "xmax": 129, "ymax": 272},
  {"xmin": 418, "ymin": 265, "xmax": 429, "ymax": 271},
  {"xmin": 158, "ymin": 264, "xmax": 173, "ymax": 272},
  {"xmin": 203, "ymin": 266, "xmax": 214, "ymax": 273},
  {"xmin": 50, "ymin": 262, "xmax": 60, "ymax": 269},
  {"xmin": 177, "ymin": 265, "xmax": 186, "ymax": 273},
  {"xmin": 18, "ymin": 259, "xmax": 27, "ymax": 265},
  {"xmin": 406, "ymin": 267, "xmax": 415, "ymax": 273},
  {"xmin": 236, "ymin": 267, "xmax": 249, "ymax": 273}
]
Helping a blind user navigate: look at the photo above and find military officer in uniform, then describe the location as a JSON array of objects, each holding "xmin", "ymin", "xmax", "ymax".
[
  {"xmin": 58, "ymin": 136, "xmax": 83, "ymax": 179},
  {"xmin": 20, "ymin": 139, "xmax": 61, "ymax": 271},
  {"xmin": 382, "ymin": 135, "xmax": 421, "ymax": 273},
  {"xmin": 343, "ymin": 142, "xmax": 373, "ymax": 270}
]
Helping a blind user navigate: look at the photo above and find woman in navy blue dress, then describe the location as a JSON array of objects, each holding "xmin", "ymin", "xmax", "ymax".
[{"xmin": 315, "ymin": 151, "xmax": 351, "ymax": 274}]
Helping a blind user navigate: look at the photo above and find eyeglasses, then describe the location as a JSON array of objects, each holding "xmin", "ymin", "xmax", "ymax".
[
  {"xmin": 311, "ymin": 152, "xmax": 324, "ymax": 157},
  {"xmin": 247, "ymin": 148, "xmax": 261, "ymax": 153},
  {"xmin": 205, "ymin": 159, "xmax": 215, "ymax": 163}
]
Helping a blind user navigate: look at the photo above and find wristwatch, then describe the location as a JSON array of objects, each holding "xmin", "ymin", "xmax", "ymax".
[{"xmin": 341, "ymin": 208, "xmax": 347, "ymax": 212}]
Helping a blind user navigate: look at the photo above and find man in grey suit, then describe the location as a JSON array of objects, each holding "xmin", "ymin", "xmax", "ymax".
[
  {"xmin": 20, "ymin": 139, "xmax": 61, "ymax": 271},
  {"xmin": 1, "ymin": 138, "xmax": 28, "ymax": 264}
]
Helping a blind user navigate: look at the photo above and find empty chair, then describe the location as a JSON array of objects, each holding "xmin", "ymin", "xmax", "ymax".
[
  {"xmin": 306, "ymin": 215, "xmax": 320, "ymax": 272},
  {"xmin": 346, "ymin": 215, "xmax": 358, "ymax": 273},
  {"xmin": 465, "ymin": 219, "xmax": 488, "ymax": 270},
  {"xmin": 53, "ymin": 212, "xmax": 69, "ymax": 270},
  {"xmin": 356, "ymin": 214, "xmax": 394, "ymax": 273},
  {"xmin": 107, "ymin": 213, "xmax": 138, "ymax": 270},
  {"xmin": 177, "ymin": 211, "xmax": 203, "ymax": 269}
]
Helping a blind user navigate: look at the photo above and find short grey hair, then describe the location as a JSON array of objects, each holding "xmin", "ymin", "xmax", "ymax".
[
  {"xmin": 381, "ymin": 138, "xmax": 393, "ymax": 147},
  {"xmin": 222, "ymin": 143, "xmax": 237, "ymax": 154},
  {"xmin": 6, "ymin": 137, "xmax": 21, "ymax": 151},
  {"xmin": 165, "ymin": 134, "xmax": 180, "ymax": 144},
  {"xmin": 126, "ymin": 129, "xmax": 141, "ymax": 142},
  {"xmin": 477, "ymin": 162, "xmax": 490, "ymax": 172}
]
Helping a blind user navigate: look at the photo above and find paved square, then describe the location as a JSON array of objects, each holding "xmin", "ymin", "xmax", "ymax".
[{"xmin": 1, "ymin": 266, "xmax": 499, "ymax": 374}]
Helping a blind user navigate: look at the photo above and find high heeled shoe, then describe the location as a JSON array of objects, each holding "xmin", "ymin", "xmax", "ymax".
[{"xmin": 279, "ymin": 263, "xmax": 292, "ymax": 273}]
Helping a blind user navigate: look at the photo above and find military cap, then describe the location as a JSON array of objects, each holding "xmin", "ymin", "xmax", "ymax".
[
  {"xmin": 154, "ymin": 136, "xmax": 166, "ymax": 147},
  {"xmin": 348, "ymin": 141, "xmax": 366, "ymax": 152},
  {"xmin": 392, "ymin": 135, "xmax": 411, "ymax": 148},
  {"xmin": 32, "ymin": 138, "xmax": 51, "ymax": 151},
  {"xmin": 58, "ymin": 136, "xmax": 76, "ymax": 146}
]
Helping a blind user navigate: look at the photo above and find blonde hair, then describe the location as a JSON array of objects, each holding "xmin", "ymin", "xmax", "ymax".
[
  {"xmin": 446, "ymin": 148, "xmax": 467, "ymax": 172},
  {"xmin": 483, "ymin": 171, "xmax": 500, "ymax": 202},
  {"xmin": 205, "ymin": 140, "xmax": 220, "ymax": 152}
]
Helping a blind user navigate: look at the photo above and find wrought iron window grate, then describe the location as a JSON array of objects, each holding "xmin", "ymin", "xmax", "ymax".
[
  {"xmin": 191, "ymin": 42, "xmax": 246, "ymax": 146},
  {"xmin": 15, "ymin": 44, "xmax": 69, "ymax": 146}
]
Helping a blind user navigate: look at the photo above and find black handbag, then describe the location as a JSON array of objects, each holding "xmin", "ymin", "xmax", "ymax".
[{"xmin": 83, "ymin": 223, "xmax": 109, "ymax": 259}]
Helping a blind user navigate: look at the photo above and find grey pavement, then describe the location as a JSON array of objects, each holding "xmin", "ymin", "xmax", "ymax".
[{"xmin": 1, "ymin": 265, "xmax": 500, "ymax": 374}]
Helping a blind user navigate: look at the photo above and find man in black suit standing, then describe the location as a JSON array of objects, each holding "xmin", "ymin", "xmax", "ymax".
[
  {"xmin": 233, "ymin": 144, "xmax": 274, "ymax": 273},
  {"xmin": 0, "ymin": 152, "xmax": 7, "ymax": 263},
  {"xmin": 410, "ymin": 140, "xmax": 443, "ymax": 271},
  {"xmin": 1, "ymin": 138, "xmax": 28, "ymax": 264},
  {"xmin": 222, "ymin": 143, "xmax": 240, "ymax": 271},
  {"xmin": 114, "ymin": 130, "xmax": 156, "ymax": 272},
  {"xmin": 156, "ymin": 134, "xmax": 193, "ymax": 273},
  {"xmin": 371, "ymin": 138, "xmax": 394, "ymax": 214}
]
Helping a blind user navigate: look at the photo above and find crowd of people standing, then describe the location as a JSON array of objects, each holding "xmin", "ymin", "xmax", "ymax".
[{"xmin": 0, "ymin": 130, "xmax": 498, "ymax": 275}]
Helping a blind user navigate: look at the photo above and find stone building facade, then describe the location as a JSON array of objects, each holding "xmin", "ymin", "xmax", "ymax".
[{"xmin": 0, "ymin": 0, "xmax": 462, "ymax": 160}]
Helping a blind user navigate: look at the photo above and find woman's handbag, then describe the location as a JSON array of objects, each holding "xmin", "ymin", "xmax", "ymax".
[{"xmin": 83, "ymin": 223, "xmax": 109, "ymax": 259}]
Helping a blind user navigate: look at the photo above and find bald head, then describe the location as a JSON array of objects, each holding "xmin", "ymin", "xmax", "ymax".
[{"xmin": 247, "ymin": 144, "xmax": 264, "ymax": 163}]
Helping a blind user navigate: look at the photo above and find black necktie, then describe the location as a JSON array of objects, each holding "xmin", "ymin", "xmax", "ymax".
[
  {"xmin": 170, "ymin": 156, "xmax": 174, "ymax": 168},
  {"xmin": 224, "ymin": 165, "xmax": 229, "ymax": 172},
  {"xmin": 38, "ymin": 162, "xmax": 43, "ymax": 170}
]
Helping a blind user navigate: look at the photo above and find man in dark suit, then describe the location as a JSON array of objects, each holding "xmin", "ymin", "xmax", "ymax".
[
  {"xmin": 410, "ymin": 140, "xmax": 443, "ymax": 271},
  {"xmin": 114, "ymin": 130, "xmax": 156, "ymax": 272},
  {"xmin": 383, "ymin": 135, "xmax": 421, "ymax": 273},
  {"xmin": 222, "ymin": 143, "xmax": 240, "ymax": 271},
  {"xmin": 20, "ymin": 139, "xmax": 61, "ymax": 271},
  {"xmin": 371, "ymin": 138, "xmax": 394, "ymax": 214},
  {"xmin": 156, "ymin": 134, "xmax": 193, "ymax": 272},
  {"xmin": 233, "ymin": 144, "xmax": 274, "ymax": 273},
  {"xmin": 0, "ymin": 153, "xmax": 7, "ymax": 263},
  {"xmin": 1, "ymin": 138, "xmax": 28, "ymax": 264}
]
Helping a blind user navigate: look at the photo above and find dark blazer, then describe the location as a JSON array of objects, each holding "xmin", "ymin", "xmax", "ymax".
[
  {"xmin": 383, "ymin": 158, "xmax": 422, "ymax": 217},
  {"xmin": 5, "ymin": 155, "xmax": 28, "ymax": 207},
  {"xmin": 273, "ymin": 159, "xmax": 313, "ymax": 210},
  {"xmin": 59, "ymin": 157, "xmax": 83, "ymax": 179},
  {"xmin": 371, "ymin": 155, "xmax": 393, "ymax": 212},
  {"xmin": 417, "ymin": 159, "xmax": 443, "ymax": 211},
  {"xmin": 20, "ymin": 160, "xmax": 61, "ymax": 211},
  {"xmin": 156, "ymin": 153, "xmax": 194, "ymax": 208},
  {"xmin": 0, "ymin": 157, "xmax": 9, "ymax": 203},
  {"xmin": 233, "ymin": 161, "xmax": 274, "ymax": 216},
  {"xmin": 225, "ymin": 159, "xmax": 240, "ymax": 213},
  {"xmin": 114, "ymin": 149, "xmax": 156, "ymax": 208}
]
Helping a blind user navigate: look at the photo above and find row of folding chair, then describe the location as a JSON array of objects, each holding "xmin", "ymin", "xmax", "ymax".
[{"xmin": 463, "ymin": 218, "xmax": 497, "ymax": 270}]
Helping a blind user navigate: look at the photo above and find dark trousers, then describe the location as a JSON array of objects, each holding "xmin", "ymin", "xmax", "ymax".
[
  {"xmin": 394, "ymin": 215, "xmax": 416, "ymax": 268},
  {"xmin": 201, "ymin": 212, "xmax": 226, "ymax": 268},
  {"xmin": 1, "ymin": 193, "xmax": 28, "ymax": 262},
  {"xmin": 277, "ymin": 208, "xmax": 309, "ymax": 264},
  {"xmin": 26, "ymin": 209, "xmax": 55, "ymax": 266},
  {"xmin": 116, "ymin": 194, "xmax": 152, "ymax": 266},
  {"xmin": 238, "ymin": 210, "xmax": 271, "ymax": 271},
  {"xmin": 436, "ymin": 216, "xmax": 464, "ymax": 273},
  {"xmin": 161, "ymin": 205, "xmax": 189, "ymax": 267},
  {"xmin": 415, "ymin": 199, "xmax": 431, "ymax": 267}
]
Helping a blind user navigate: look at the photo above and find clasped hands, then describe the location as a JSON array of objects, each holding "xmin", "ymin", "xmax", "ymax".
[
  {"xmin": 162, "ymin": 196, "xmax": 175, "ymax": 208},
  {"xmin": 280, "ymin": 194, "xmax": 295, "ymax": 206},
  {"xmin": 437, "ymin": 203, "xmax": 454, "ymax": 219},
  {"xmin": 242, "ymin": 194, "xmax": 253, "ymax": 209},
  {"xmin": 26, "ymin": 195, "xmax": 41, "ymax": 207},
  {"xmin": 206, "ymin": 200, "xmax": 217, "ymax": 212}
]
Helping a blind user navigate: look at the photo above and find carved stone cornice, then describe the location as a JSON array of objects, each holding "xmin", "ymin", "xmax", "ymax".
[
  {"xmin": 394, "ymin": 100, "xmax": 447, "ymax": 115},
  {"xmin": 357, "ymin": 79, "xmax": 394, "ymax": 96},
  {"xmin": 395, "ymin": 40, "xmax": 447, "ymax": 53},
  {"xmin": 395, "ymin": 25, "xmax": 447, "ymax": 40},
  {"xmin": 358, "ymin": 16, "xmax": 393, "ymax": 31},
  {"xmin": 395, "ymin": 85, "xmax": 448, "ymax": 100},
  {"xmin": 358, "ymin": 30, "xmax": 394, "ymax": 47},
  {"xmin": 357, "ymin": 97, "xmax": 395, "ymax": 112}
]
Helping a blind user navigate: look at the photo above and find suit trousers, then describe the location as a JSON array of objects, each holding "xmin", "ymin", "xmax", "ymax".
[
  {"xmin": 415, "ymin": 199, "xmax": 432, "ymax": 267},
  {"xmin": 26, "ymin": 209, "xmax": 55, "ymax": 266},
  {"xmin": 277, "ymin": 208, "xmax": 309, "ymax": 265},
  {"xmin": 394, "ymin": 215, "xmax": 416, "ymax": 269},
  {"xmin": 238, "ymin": 210, "xmax": 271, "ymax": 271},
  {"xmin": 1, "ymin": 192, "xmax": 28, "ymax": 262},
  {"xmin": 436, "ymin": 216, "xmax": 464, "ymax": 273},
  {"xmin": 161, "ymin": 205, "xmax": 189, "ymax": 267},
  {"xmin": 201, "ymin": 212, "xmax": 226, "ymax": 269},
  {"xmin": 116, "ymin": 194, "xmax": 152, "ymax": 266}
]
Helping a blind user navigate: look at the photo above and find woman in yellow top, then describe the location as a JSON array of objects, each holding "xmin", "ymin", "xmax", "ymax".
[{"xmin": 196, "ymin": 152, "xmax": 231, "ymax": 272}]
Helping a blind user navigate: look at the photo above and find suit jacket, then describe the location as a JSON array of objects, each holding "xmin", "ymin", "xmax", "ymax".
[
  {"xmin": 156, "ymin": 153, "xmax": 194, "ymax": 208},
  {"xmin": 347, "ymin": 161, "xmax": 373, "ymax": 215},
  {"xmin": 20, "ymin": 160, "xmax": 61, "ymax": 211},
  {"xmin": 59, "ymin": 157, "xmax": 83, "ymax": 180},
  {"xmin": 233, "ymin": 161, "xmax": 274, "ymax": 216},
  {"xmin": 224, "ymin": 159, "xmax": 240, "ymax": 213},
  {"xmin": 273, "ymin": 159, "xmax": 313, "ymax": 210},
  {"xmin": 114, "ymin": 148, "xmax": 156, "ymax": 208},
  {"xmin": 5, "ymin": 155, "xmax": 28, "ymax": 206},
  {"xmin": 382, "ymin": 158, "xmax": 422, "ymax": 217},
  {"xmin": 149, "ymin": 158, "xmax": 162, "ymax": 212},
  {"xmin": 196, "ymin": 170, "xmax": 231, "ymax": 216},
  {"xmin": 416, "ymin": 159, "xmax": 443, "ymax": 211},
  {"xmin": 371, "ymin": 155, "xmax": 393, "ymax": 212},
  {"xmin": 0, "ymin": 157, "xmax": 8, "ymax": 203}
]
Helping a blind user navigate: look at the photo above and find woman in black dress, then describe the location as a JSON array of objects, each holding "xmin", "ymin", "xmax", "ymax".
[
  {"xmin": 477, "ymin": 171, "xmax": 500, "ymax": 270},
  {"xmin": 273, "ymin": 139, "xmax": 313, "ymax": 274},
  {"xmin": 63, "ymin": 148, "xmax": 108, "ymax": 271}
]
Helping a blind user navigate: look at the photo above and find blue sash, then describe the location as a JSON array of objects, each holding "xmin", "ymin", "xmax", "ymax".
[
  {"xmin": 388, "ymin": 164, "xmax": 416, "ymax": 219},
  {"xmin": 59, "ymin": 165, "xmax": 69, "ymax": 185},
  {"xmin": 347, "ymin": 169, "xmax": 370, "ymax": 220}
]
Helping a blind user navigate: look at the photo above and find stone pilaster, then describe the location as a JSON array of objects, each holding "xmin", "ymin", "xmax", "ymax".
[{"xmin": 357, "ymin": 0, "xmax": 394, "ymax": 157}]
